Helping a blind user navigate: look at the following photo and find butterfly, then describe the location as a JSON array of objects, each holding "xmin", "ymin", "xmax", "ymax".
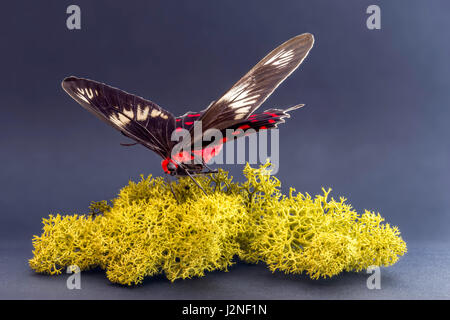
[{"xmin": 62, "ymin": 33, "xmax": 314, "ymax": 191}]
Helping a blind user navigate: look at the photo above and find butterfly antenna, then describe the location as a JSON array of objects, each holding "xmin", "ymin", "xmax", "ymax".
[{"xmin": 120, "ymin": 142, "xmax": 138, "ymax": 146}]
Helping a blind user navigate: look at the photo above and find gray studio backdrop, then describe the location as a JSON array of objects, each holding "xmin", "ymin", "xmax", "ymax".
[{"xmin": 1, "ymin": 0, "xmax": 449, "ymax": 298}]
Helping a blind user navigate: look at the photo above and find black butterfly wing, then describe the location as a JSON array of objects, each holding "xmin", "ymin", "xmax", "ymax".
[
  {"xmin": 62, "ymin": 76, "xmax": 176, "ymax": 158},
  {"xmin": 192, "ymin": 33, "xmax": 314, "ymax": 138},
  {"xmin": 172, "ymin": 104, "xmax": 302, "ymax": 167}
]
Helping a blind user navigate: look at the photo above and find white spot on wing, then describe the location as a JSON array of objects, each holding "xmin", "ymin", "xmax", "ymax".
[
  {"xmin": 218, "ymin": 78, "xmax": 253, "ymax": 103},
  {"xmin": 118, "ymin": 113, "xmax": 131, "ymax": 124},
  {"xmin": 137, "ymin": 105, "xmax": 150, "ymax": 121},
  {"xmin": 272, "ymin": 49, "xmax": 294, "ymax": 66},
  {"xmin": 122, "ymin": 107, "xmax": 134, "ymax": 119},
  {"xmin": 76, "ymin": 92, "xmax": 89, "ymax": 104},
  {"xmin": 236, "ymin": 106, "xmax": 251, "ymax": 114},
  {"xmin": 151, "ymin": 109, "xmax": 161, "ymax": 118},
  {"xmin": 279, "ymin": 49, "xmax": 294, "ymax": 59},
  {"xmin": 86, "ymin": 88, "xmax": 94, "ymax": 99},
  {"xmin": 109, "ymin": 114, "xmax": 125, "ymax": 128},
  {"xmin": 229, "ymin": 95, "xmax": 258, "ymax": 110},
  {"xmin": 264, "ymin": 48, "xmax": 295, "ymax": 67},
  {"xmin": 264, "ymin": 50, "xmax": 283, "ymax": 65}
]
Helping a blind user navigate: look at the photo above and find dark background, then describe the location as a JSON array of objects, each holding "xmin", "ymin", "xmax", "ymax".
[{"xmin": 1, "ymin": 0, "xmax": 449, "ymax": 299}]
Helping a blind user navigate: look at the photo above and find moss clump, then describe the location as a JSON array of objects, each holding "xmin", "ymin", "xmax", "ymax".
[
  {"xmin": 29, "ymin": 214, "xmax": 104, "ymax": 274},
  {"xmin": 101, "ymin": 175, "xmax": 247, "ymax": 284},
  {"xmin": 249, "ymin": 188, "xmax": 406, "ymax": 279},
  {"xmin": 29, "ymin": 163, "xmax": 406, "ymax": 285}
]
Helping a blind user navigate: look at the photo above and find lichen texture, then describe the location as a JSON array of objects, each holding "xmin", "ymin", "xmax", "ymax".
[{"xmin": 29, "ymin": 163, "xmax": 407, "ymax": 285}]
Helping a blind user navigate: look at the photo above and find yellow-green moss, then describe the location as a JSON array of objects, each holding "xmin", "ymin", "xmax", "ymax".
[
  {"xmin": 29, "ymin": 214, "xmax": 104, "ymax": 275},
  {"xmin": 29, "ymin": 162, "xmax": 406, "ymax": 285},
  {"xmin": 250, "ymin": 188, "xmax": 407, "ymax": 279}
]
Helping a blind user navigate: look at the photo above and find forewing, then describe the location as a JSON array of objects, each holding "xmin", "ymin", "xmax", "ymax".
[
  {"xmin": 195, "ymin": 33, "xmax": 314, "ymax": 134},
  {"xmin": 62, "ymin": 76, "xmax": 176, "ymax": 158}
]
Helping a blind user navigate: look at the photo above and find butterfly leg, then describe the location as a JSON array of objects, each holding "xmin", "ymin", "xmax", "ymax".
[
  {"xmin": 182, "ymin": 167, "xmax": 208, "ymax": 196},
  {"xmin": 202, "ymin": 168, "xmax": 218, "ymax": 174}
]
